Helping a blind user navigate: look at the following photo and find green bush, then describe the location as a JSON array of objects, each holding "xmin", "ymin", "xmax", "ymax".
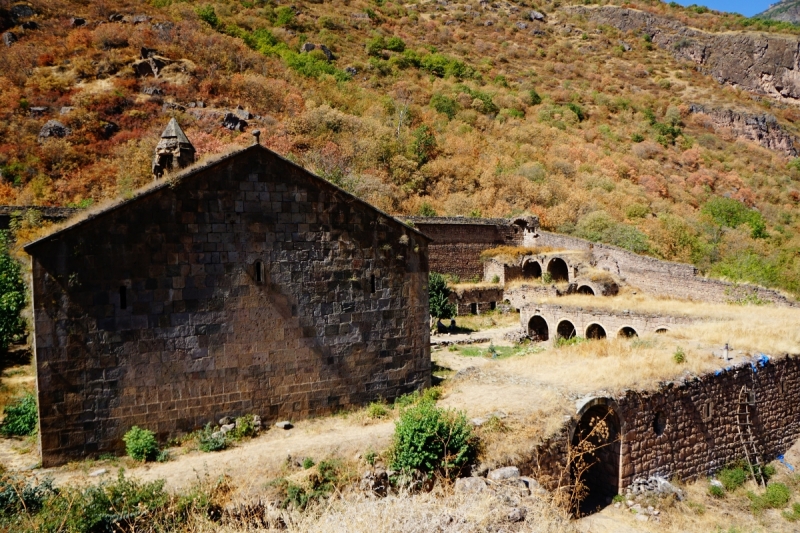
[
  {"xmin": 0, "ymin": 475, "xmax": 56, "ymax": 515},
  {"xmin": 565, "ymin": 102, "xmax": 585, "ymax": 121},
  {"xmin": 0, "ymin": 232, "xmax": 26, "ymax": 354},
  {"xmin": 749, "ymin": 482, "xmax": 792, "ymax": 513},
  {"xmin": 708, "ymin": 484, "xmax": 725, "ymax": 498},
  {"xmin": 390, "ymin": 400, "xmax": 476, "ymax": 478},
  {"xmin": 385, "ymin": 36, "xmax": 406, "ymax": 52},
  {"xmin": 528, "ymin": 89, "xmax": 542, "ymax": 105},
  {"xmin": 195, "ymin": 5, "xmax": 219, "ymax": 28},
  {"xmin": 280, "ymin": 460, "xmax": 345, "ymax": 509},
  {"xmin": 123, "ymin": 426, "xmax": 159, "ymax": 462},
  {"xmin": 428, "ymin": 272, "xmax": 456, "ymax": 319},
  {"xmin": 411, "ymin": 125, "xmax": 437, "ymax": 165},
  {"xmin": 231, "ymin": 414, "xmax": 258, "ymax": 440},
  {"xmin": 367, "ymin": 401, "xmax": 389, "ymax": 419},
  {"xmin": 365, "ymin": 35, "xmax": 385, "ymax": 56},
  {"xmin": 718, "ymin": 465, "xmax": 748, "ymax": 491},
  {"xmin": 701, "ymin": 197, "xmax": 767, "ymax": 239},
  {"xmin": 430, "ymin": 93, "xmax": 458, "ymax": 119},
  {"xmin": 275, "ymin": 6, "xmax": 296, "ymax": 27},
  {"xmin": 783, "ymin": 502, "xmax": 800, "ymax": 522},
  {"xmin": 198, "ymin": 423, "xmax": 228, "ymax": 452},
  {"xmin": 421, "ymin": 53, "xmax": 474, "ymax": 79},
  {"xmin": 302, "ymin": 457, "xmax": 315, "ymax": 469},
  {"xmin": 0, "ymin": 393, "xmax": 37, "ymax": 436},
  {"xmin": 673, "ymin": 347, "xmax": 686, "ymax": 364},
  {"xmin": 419, "ymin": 202, "xmax": 437, "ymax": 216}
]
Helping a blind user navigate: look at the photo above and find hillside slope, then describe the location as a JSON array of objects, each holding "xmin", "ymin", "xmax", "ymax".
[
  {"xmin": 758, "ymin": 0, "xmax": 800, "ymax": 23},
  {"xmin": 0, "ymin": 0, "xmax": 800, "ymax": 295}
]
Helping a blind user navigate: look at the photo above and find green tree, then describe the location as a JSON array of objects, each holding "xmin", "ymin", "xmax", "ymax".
[
  {"xmin": 411, "ymin": 125, "xmax": 437, "ymax": 165},
  {"xmin": 429, "ymin": 94, "xmax": 458, "ymax": 120},
  {"xmin": 195, "ymin": 5, "xmax": 220, "ymax": 28},
  {"xmin": 428, "ymin": 272, "xmax": 455, "ymax": 319},
  {"xmin": 702, "ymin": 197, "xmax": 768, "ymax": 239},
  {"xmin": 0, "ymin": 232, "xmax": 26, "ymax": 354}
]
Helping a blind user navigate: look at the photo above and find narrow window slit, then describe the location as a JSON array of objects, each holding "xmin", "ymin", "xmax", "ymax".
[
  {"xmin": 370, "ymin": 274, "xmax": 376, "ymax": 294},
  {"xmin": 255, "ymin": 261, "xmax": 263, "ymax": 284},
  {"xmin": 119, "ymin": 286, "xmax": 127, "ymax": 310}
]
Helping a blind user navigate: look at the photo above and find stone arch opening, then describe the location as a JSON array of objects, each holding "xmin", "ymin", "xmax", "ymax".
[
  {"xmin": 577, "ymin": 285, "xmax": 595, "ymax": 296},
  {"xmin": 618, "ymin": 326, "xmax": 637, "ymax": 338},
  {"xmin": 528, "ymin": 315, "xmax": 549, "ymax": 342},
  {"xmin": 547, "ymin": 257, "xmax": 569, "ymax": 282},
  {"xmin": 522, "ymin": 260, "xmax": 542, "ymax": 279},
  {"xmin": 655, "ymin": 328, "xmax": 668, "ymax": 334},
  {"xmin": 571, "ymin": 401, "xmax": 621, "ymax": 516},
  {"xmin": 586, "ymin": 323, "xmax": 607, "ymax": 340},
  {"xmin": 556, "ymin": 320, "xmax": 577, "ymax": 340}
]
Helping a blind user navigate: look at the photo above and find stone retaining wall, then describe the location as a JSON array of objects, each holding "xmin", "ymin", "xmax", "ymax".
[
  {"xmin": 448, "ymin": 286, "xmax": 504, "ymax": 316},
  {"xmin": 531, "ymin": 355, "xmax": 800, "ymax": 494}
]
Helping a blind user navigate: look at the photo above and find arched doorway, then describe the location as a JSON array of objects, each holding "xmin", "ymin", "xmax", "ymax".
[
  {"xmin": 528, "ymin": 315, "xmax": 549, "ymax": 341},
  {"xmin": 522, "ymin": 260, "xmax": 542, "ymax": 279},
  {"xmin": 556, "ymin": 320, "xmax": 577, "ymax": 340},
  {"xmin": 571, "ymin": 401, "xmax": 621, "ymax": 516},
  {"xmin": 618, "ymin": 326, "xmax": 637, "ymax": 338},
  {"xmin": 655, "ymin": 328, "xmax": 668, "ymax": 334},
  {"xmin": 577, "ymin": 285, "xmax": 595, "ymax": 296},
  {"xmin": 586, "ymin": 323, "xmax": 606, "ymax": 340},
  {"xmin": 547, "ymin": 257, "xmax": 570, "ymax": 282}
]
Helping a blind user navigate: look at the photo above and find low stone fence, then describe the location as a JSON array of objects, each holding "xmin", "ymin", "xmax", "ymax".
[{"xmin": 448, "ymin": 285, "xmax": 505, "ymax": 316}]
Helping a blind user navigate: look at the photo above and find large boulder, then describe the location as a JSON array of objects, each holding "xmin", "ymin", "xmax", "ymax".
[
  {"xmin": 454, "ymin": 476, "xmax": 487, "ymax": 493},
  {"xmin": 223, "ymin": 112, "xmax": 247, "ymax": 132},
  {"xmin": 487, "ymin": 466, "xmax": 520, "ymax": 481},
  {"xmin": 10, "ymin": 4, "xmax": 35, "ymax": 19},
  {"xmin": 132, "ymin": 56, "xmax": 170, "ymax": 78},
  {"xmin": 38, "ymin": 120, "xmax": 71, "ymax": 141}
]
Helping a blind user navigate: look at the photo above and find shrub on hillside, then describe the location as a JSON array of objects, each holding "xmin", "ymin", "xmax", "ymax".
[
  {"xmin": 123, "ymin": 426, "xmax": 159, "ymax": 462},
  {"xmin": 0, "ymin": 393, "xmax": 37, "ymax": 436},
  {"xmin": 0, "ymin": 232, "xmax": 26, "ymax": 354},
  {"xmin": 748, "ymin": 483, "xmax": 792, "ymax": 513},
  {"xmin": 390, "ymin": 400, "xmax": 476, "ymax": 478},
  {"xmin": 701, "ymin": 197, "xmax": 767, "ymax": 239}
]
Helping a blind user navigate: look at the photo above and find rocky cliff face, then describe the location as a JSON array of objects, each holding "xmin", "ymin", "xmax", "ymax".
[
  {"xmin": 688, "ymin": 104, "xmax": 798, "ymax": 156},
  {"xmin": 568, "ymin": 6, "xmax": 800, "ymax": 103},
  {"xmin": 758, "ymin": 1, "xmax": 800, "ymax": 24}
]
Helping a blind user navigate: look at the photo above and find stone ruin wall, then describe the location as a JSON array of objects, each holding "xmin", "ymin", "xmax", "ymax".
[
  {"xmin": 531, "ymin": 355, "xmax": 800, "ymax": 490},
  {"xmin": 406, "ymin": 217, "xmax": 533, "ymax": 281},
  {"xmin": 529, "ymin": 231, "xmax": 796, "ymax": 306},
  {"xmin": 448, "ymin": 286, "xmax": 505, "ymax": 316},
  {"xmin": 512, "ymin": 300, "xmax": 695, "ymax": 341},
  {"xmin": 27, "ymin": 147, "xmax": 431, "ymax": 466}
]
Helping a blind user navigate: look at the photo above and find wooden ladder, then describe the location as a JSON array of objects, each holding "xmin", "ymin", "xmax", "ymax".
[{"xmin": 736, "ymin": 385, "xmax": 766, "ymax": 487}]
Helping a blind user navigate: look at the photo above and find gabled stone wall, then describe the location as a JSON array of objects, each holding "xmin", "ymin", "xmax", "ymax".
[{"xmin": 26, "ymin": 146, "xmax": 431, "ymax": 466}]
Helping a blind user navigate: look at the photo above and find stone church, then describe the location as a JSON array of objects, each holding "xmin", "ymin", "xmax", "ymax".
[{"xmin": 25, "ymin": 129, "xmax": 431, "ymax": 466}]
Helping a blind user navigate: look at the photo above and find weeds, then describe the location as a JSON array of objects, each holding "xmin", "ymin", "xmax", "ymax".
[
  {"xmin": 123, "ymin": 426, "xmax": 159, "ymax": 462},
  {"xmin": 0, "ymin": 393, "xmax": 37, "ymax": 436},
  {"xmin": 748, "ymin": 482, "xmax": 791, "ymax": 513},
  {"xmin": 673, "ymin": 347, "xmax": 686, "ymax": 364}
]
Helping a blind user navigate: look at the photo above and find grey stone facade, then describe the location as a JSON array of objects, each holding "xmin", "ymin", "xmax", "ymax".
[{"xmin": 25, "ymin": 144, "xmax": 430, "ymax": 467}]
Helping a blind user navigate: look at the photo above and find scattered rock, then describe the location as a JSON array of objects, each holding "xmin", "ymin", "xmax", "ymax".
[
  {"xmin": 38, "ymin": 120, "xmax": 71, "ymax": 141},
  {"xmin": 234, "ymin": 105, "xmax": 252, "ymax": 120},
  {"xmin": 162, "ymin": 102, "xmax": 186, "ymax": 113},
  {"xmin": 153, "ymin": 21, "xmax": 173, "ymax": 32},
  {"xmin": 487, "ymin": 466, "xmax": 520, "ymax": 481},
  {"xmin": 275, "ymin": 421, "xmax": 293, "ymax": 430},
  {"xmin": 97, "ymin": 121, "xmax": 119, "ymax": 139},
  {"xmin": 454, "ymin": 476, "xmax": 487, "ymax": 493},
  {"xmin": 319, "ymin": 44, "xmax": 334, "ymax": 61},
  {"xmin": 252, "ymin": 415, "xmax": 262, "ymax": 428},
  {"xmin": 223, "ymin": 112, "xmax": 247, "ymax": 132},
  {"xmin": 88, "ymin": 468, "xmax": 107, "ymax": 477},
  {"xmin": 142, "ymin": 86, "xmax": 164, "ymax": 96},
  {"xmin": 219, "ymin": 416, "xmax": 234, "ymax": 426},
  {"xmin": 345, "ymin": 66, "xmax": 357, "ymax": 76},
  {"xmin": 220, "ymin": 423, "xmax": 236, "ymax": 435},
  {"xmin": 626, "ymin": 475, "xmax": 684, "ymax": 501},
  {"xmin": 619, "ymin": 41, "xmax": 632, "ymax": 51},
  {"xmin": 132, "ymin": 14, "xmax": 150, "ymax": 24},
  {"xmin": 471, "ymin": 463, "xmax": 489, "ymax": 477},
  {"xmin": 11, "ymin": 4, "xmax": 35, "ymax": 19},
  {"xmin": 529, "ymin": 10, "xmax": 545, "ymax": 21},
  {"xmin": 71, "ymin": 17, "xmax": 86, "ymax": 27},
  {"xmin": 141, "ymin": 46, "xmax": 158, "ymax": 59},
  {"xmin": 109, "ymin": 13, "xmax": 124, "ymax": 22},
  {"xmin": 507, "ymin": 507, "xmax": 526, "ymax": 522},
  {"xmin": 211, "ymin": 430, "xmax": 223, "ymax": 439},
  {"xmin": 531, "ymin": 29, "xmax": 546, "ymax": 36},
  {"xmin": 59, "ymin": 106, "xmax": 74, "ymax": 115},
  {"xmin": 21, "ymin": 21, "xmax": 37, "ymax": 30},
  {"xmin": 710, "ymin": 479, "xmax": 724, "ymax": 489},
  {"xmin": 29, "ymin": 106, "xmax": 47, "ymax": 116},
  {"xmin": 516, "ymin": 22, "xmax": 528, "ymax": 30},
  {"xmin": 132, "ymin": 56, "xmax": 170, "ymax": 78},
  {"xmin": 360, "ymin": 468, "xmax": 390, "ymax": 496},
  {"xmin": 2, "ymin": 31, "xmax": 17, "ymax": 47},
  {"xmin": 301, "ymin": 42, "xmax": 315, "ymax": 53},
  {"xmin": 484, "ymin": 20, "xmax": 493, "ymax": 26}
]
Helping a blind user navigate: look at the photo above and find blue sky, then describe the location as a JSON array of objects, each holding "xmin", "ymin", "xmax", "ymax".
[{"xmin": 668, "ymin": 1, "xmax": 773, "ymax": 17}]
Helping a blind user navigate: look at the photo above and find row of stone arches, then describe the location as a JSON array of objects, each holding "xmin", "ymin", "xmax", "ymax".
[
  {"xmin": 527, "ymin": 316, "xmax": 670, "ymax": 341},
  {"xmin": 522, "ymin": 257, "xmax": 570, "ymax": 282}
]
